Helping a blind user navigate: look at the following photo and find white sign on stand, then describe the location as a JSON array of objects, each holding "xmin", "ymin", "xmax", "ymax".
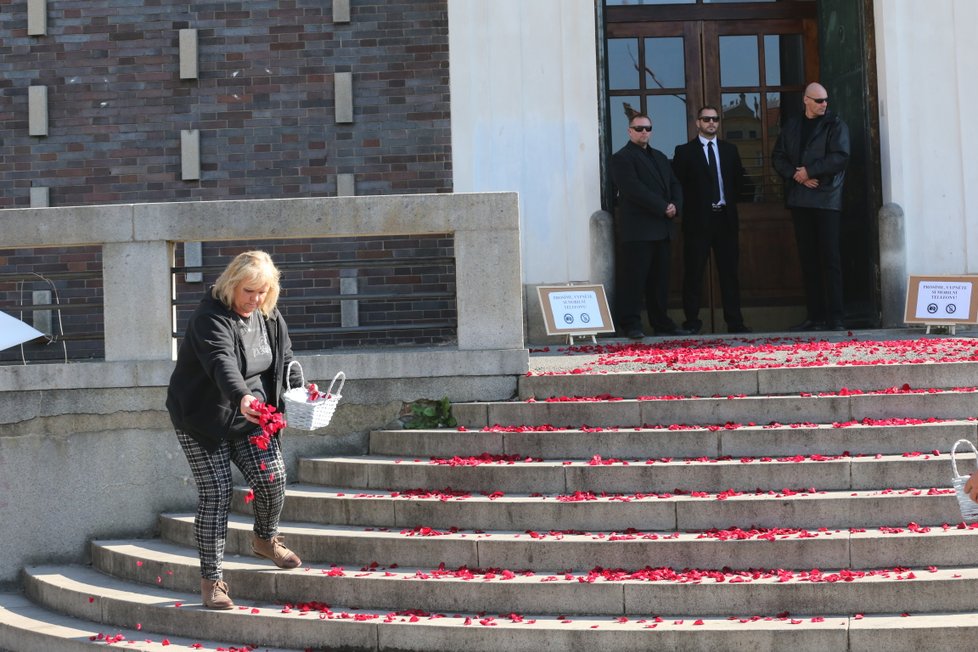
[
  {"xmin": 537, "ymin": 284, "xmax": 615, "ymax": 343},
  {"xmin": 905, "ymin": 275, "xmax": 978, "ymax": 334}
]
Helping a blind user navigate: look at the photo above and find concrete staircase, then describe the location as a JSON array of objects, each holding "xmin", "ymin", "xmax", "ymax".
[{"xmin": 5, "ymin": 356, "xmax": 978, "ymax": 651}]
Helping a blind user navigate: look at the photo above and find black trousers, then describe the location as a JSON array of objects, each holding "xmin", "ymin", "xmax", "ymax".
[
  {"xmin": 681, "ymin": 209, "xmax": 744, "ymax": 329},
  {"xmin": 791, "ymin": 207, "xmax": 844, "ymax": 322},
  {"xmin": 616, "ymin": 239, "xmax": 676, "ymax": 332}
]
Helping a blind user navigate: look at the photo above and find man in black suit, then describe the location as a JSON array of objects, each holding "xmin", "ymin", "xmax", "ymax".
[
  {"xmin": 611, "ymin": 113, "xmax": 688, "ymax": 339},
  {"xmin": 672, "ymin": 105, "xmax": 750, "ymax": 334}
]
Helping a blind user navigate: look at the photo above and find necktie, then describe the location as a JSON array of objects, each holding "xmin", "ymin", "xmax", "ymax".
[{"xmin": 707, "ymin": 141, "xmax": 721, "ymax": 204}]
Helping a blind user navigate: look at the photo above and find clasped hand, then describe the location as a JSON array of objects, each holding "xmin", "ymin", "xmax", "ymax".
[{"xmin": 793, "ymin": 166, "xmax": 819, "ymax": 189}]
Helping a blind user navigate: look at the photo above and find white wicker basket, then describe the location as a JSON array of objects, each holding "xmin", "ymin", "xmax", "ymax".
[
  {"xmin": 282, "ymin": 361, "xmax": 345, "ymax": 431},
  {"xmin": 951, "ymin": 439, "xmax": 978, "ymax": 522}
]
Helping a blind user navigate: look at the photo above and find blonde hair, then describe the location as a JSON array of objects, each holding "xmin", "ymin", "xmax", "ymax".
[{"xmin": 212, "ymin": 250, "xmax": 281, "ymax": 316}]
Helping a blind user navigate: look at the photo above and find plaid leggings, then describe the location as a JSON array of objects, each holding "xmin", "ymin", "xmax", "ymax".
[{"xmin": 175, "ymin": 429, "xmax": 287, "ymax": 580}]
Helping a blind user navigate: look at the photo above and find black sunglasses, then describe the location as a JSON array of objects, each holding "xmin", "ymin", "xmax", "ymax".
[
  {"xmin": 806, "ymin": 96, "xmax": 828, "ymax": 104},
  {"xmin": 629, "ymin": 125, "xmax": 652, "ymax": 132},
  {"xmin": 698, "ymin": 116, "xmax": 720, "ymax": 122}
]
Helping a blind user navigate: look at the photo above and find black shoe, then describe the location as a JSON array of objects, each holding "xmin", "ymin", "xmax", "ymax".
[
  {"xmin": 827, "ymin": 320, "xmax": 846, "ymax": 331},
  {"xmin": 727, "ymin": 324, "xmax": 752, "ymax": 334},
  {"xmin": 682, "ymin": 320, "xmax": 703, "ymax": 335},
  {"xmin": 625, "ymin": 329, "xmax": 645, "ymax": 340},
  {"xmin": 653, "ymin": 327, "xmax": 694, "ymax": 336},
  {"xmin": 788, "ymin": 319, "xmax": 825, "ymax": 332}
]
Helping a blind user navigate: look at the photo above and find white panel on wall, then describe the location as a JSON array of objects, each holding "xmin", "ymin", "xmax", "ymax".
[
  {"xmin": 28, "ymin": 85, "xmax": 48, "ymax": 136},
  {"xmin": 335, "ymin": 72, "xmax": 353, "ymax": 123},
  {"xmin": 179, "ymin": 29, "xmax": 198, "ymax": 80},
  {"xmin": 333, "ymin": 0, "xmax": 351, "ymax": 23},
  {"xmin": 27, "ymin": 0, "xmax": 47, "ymax": 36},
  {"xmin": 337, "ymin": 173, "xmax": 356, "ymax": 197},
  {"xmin": 29, "ymin": 186, "xmax": 50, "ymax": 208},
  {"xmin": 181, "ymin": 129, "xmax": 200, "ymax": 181}
]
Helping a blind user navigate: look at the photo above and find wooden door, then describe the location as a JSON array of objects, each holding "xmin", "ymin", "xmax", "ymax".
[{"xmin": 605, "ymin": 2, "xmax": 820, "ymax": 332}]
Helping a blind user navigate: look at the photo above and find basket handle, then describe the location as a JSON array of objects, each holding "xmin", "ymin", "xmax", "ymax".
[
  {"xmin": 286, "ymin": 360, "xmax": 306, "ymax": 390},
  {"xmin": 951, "ymin": 438, "xmax": 978, "ymax": 479},
  {"xmin": 325, "ymin": 371, "xmax": 346, "ymax": 397}
]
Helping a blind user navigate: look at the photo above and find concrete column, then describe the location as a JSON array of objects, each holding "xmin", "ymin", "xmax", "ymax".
[
  {"xmin": 455, "ymin": 225, "xmax": 524, "ymax": 350},
  {"xmin": 102, "ymin": 241, "xmax": 174, "ymax": 361},
  {"xmin": 589, "ymin": 209, "xmax": 615, "ymax": 312},
  {"xmin": 879, "ymin": 202, "xmax": 907, "ymax": 327}
]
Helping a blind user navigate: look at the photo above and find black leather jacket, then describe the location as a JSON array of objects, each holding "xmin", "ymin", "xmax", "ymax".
[
  {"xmin": 166, "ymin": 290, "xmax": 299, "ymax": 451},
  {"xmin": 771, "ymin": 111, "xmax": 850, "ymax": 211}
]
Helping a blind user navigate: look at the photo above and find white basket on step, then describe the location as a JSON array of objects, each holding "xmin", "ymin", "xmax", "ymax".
[
  {"xmin": 951, "ymin": 439, "xmax": 978, "ymax": 522},
  {"xmin": 282, "ymin": 361, "xmax": 345, "ymax": 431}
]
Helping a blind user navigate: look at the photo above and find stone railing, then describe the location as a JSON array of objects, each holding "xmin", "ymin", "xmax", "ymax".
[{"xmin": 2, "ymin": 192, "xmax": 525, "ymax": 362}]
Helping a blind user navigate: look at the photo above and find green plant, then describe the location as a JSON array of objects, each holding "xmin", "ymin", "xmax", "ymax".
[{"xmin": 405, "ymin": 396, "xmax": 457, "ymax": 429}]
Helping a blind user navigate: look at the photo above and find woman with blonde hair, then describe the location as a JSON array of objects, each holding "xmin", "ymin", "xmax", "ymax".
[{"xmin": 167, "ymin": 250, "xmax": 303, "ymax": 609}]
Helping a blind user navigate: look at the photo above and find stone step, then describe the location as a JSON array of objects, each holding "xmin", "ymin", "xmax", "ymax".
[
  {"xmin": 18, "ymin": 564, "xmax": 978, "ymax": 652},
  {"xmin": 295, "ymin": 452, "xmax": 961, "ymax": 494},
  {"xmin": 159, "ymin": 513, "xmax": 978, "ymax": 570},
  {"xmin": 0, "ymin": 590, "xmax": 300, "ymax": 651},
  {"xmin": 91, "ymin": 539, "xmax": 978, "ymax": 618},
  {"xmin": 452, "ymin": 391, "xmax": 978, "ymax": 429},
  {"xmin": 518, "ymin": 362, "xmax": 978, "ymax": 400},
  {"xmin": 229, "ymin": 483, "xmax": 963, "ymax": 533},
  {"xmin": 368, "ymin": 421, "xmax": 978, "ymax": 459}
]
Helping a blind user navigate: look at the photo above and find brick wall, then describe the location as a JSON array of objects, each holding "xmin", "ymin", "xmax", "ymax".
[
  {"xmin": 0, "ymin": 0, "xmax": 451, "ymax": 205},
  {"xmin": 0, "ymin": 1, "xmax": 455, "ymax": 360}
]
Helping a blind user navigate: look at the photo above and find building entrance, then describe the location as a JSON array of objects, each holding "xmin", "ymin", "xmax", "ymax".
[{"xmin": 604, "ymin": 1, "xmax": 870, "ymax": 332}]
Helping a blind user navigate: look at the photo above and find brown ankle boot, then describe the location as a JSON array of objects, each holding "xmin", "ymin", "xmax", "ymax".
[
  {"xmin": 252, "ymin": 534, "xmax": 302, "ymax": 569},
  {"xmin": 200, "ymin": 578, "xmax": 234, "ymax": 610}
]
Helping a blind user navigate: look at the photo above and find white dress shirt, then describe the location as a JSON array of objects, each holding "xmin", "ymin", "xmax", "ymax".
[{"xmin": 699, "ymin": 136, "xmax": 726, "ymax": 207}]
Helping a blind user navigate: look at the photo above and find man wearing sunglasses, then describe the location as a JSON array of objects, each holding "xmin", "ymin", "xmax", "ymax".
[
  {"xmin": 611, "ymin": 113, "xmax": 689, "ymax": 339},
  {"xmin": 772, "ymin": 82, "xmax": 851, "ymax": 332},
  {"xmin": 672, "ymin": 105, "xmax": 751, "ymax": 335}
]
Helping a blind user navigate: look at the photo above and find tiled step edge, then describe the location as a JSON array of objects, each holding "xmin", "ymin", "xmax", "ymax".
[
  {"xmin": 452, "ymin": 392, "xmax": 978, "ymax": 429},
  {"xmin": 92, "ymin": 539, "xmax": 978, "ymax": 617},
  {"xmin": 13, "ymin": 567, "xmax": 978, "ymax": 652},
  {"xmin": 161, "ymin": 513, "xmax": 978, "ymax": 570},
  {"xmin": 296, "ymin": 452, "xmax": 960, "ymax": 494},
  {"xmin": 367, "ymin": 421, "xmax": 978, "ymax": 458},
  {"xmin": 0, "ymin": 590, "xmax": 299, "ymax": 651},
  {"xmin": 19, "ymin": 565, "xmax": 860, "ymax": 652},
  {"xmin": 238, "ymin": 483, "xmax": 963, "ymax": 533},
  {"xmin": 518, "ymin": 361, "xmax": 978, "ymax": 400}
]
